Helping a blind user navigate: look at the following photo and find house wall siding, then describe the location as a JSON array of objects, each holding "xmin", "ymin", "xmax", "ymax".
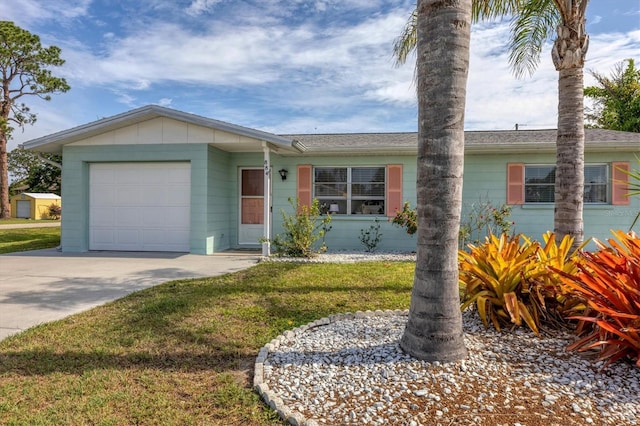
[
  {"xmin": 268, "ymin": 151, "xmax": 638, "ymax": 253},
  {"xmin": 463, "ymin": 151, "xmax": 639, "ymax": 248},
  {"xmin": 206, "ymin": 145, "xmax": 232, "ymax": 253},
  {"xmin": 269, "ymin": 154, "xmax": 418, "ymax": 253},
  {"xmin": 67, "ymin": 117, "xmax": 267, "ymax": 147},
  {"xmin": 61, "ymin": 144, "xmax": 211, "ymax": 253}
]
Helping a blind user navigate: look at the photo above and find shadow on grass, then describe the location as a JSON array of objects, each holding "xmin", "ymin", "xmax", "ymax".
[{"xmin": 0, "ymin": 262, "xmax": 414, "ymax": 377}]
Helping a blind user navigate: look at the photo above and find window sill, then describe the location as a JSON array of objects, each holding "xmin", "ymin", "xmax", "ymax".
[
  {"xmin": 519, "ymin": 204, "xmax": 614, "ymax": 210},
  {"xmin": 325, "ymin": 214, "xmax": 389, "ymax": 220}
]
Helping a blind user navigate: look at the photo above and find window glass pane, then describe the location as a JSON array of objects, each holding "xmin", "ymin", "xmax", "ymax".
[
  {"xmin": 242, "ymin": 169, "xmax": 264, "ymax": 196},
  {"xmin": 352, "ymin": 200, "xmax": 385, "ymax": 215},
  {"xmin": 525, "ymin": 166, "xmax": 555, "ymax": 203},
  {"xmin": 315, "ymin": 168, "xmax": 347, "ymax": 183},
  {"xmin": 315, "ymin": 183, "xmax": 347, "ymax": 197},
  {"xmin": 313, "ymin": 166, "xmax": 386, "ymax": 215},
  {"xmin": 352, "ymin": 183, "xmax": 385, "ymax": 197},
  {"xmin": 241, "ymin": 198, "xmax": 263, "ymax": 224},
  {"xmin": 525, "ymin": 166, "xmax": 555, "ymax": 184},
  {"xmin": 525, "ymin": 185, "xmax": 555, "ymax": 203},
  {"xmin": 352, "ymin": 167, "xmax": 385, "ymax": 183},
  {"xmin": 584, "ymin": 165, "xmax": 607, "ymax": 203},
  {"xmin": 524, "ymin": 164, "xmax": 610, "ymax": 204}
]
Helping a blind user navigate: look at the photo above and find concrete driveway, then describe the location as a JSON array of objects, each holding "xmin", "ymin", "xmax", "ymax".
[{"xmin": 0, "ymin": 248, "xmax": 259, "ymax": 341}]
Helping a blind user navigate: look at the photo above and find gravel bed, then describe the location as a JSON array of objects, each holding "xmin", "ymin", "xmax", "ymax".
[
  {"xmin": 255, "ymin": 252, "xmax": 639, "ymax": 425},
  {"xmin": 260, "ymin": 251, "xmax": 417, "ymax": 263},
  {"xmin": 255, "ymin": 310, "xmax": 640, "ymax": 426}
]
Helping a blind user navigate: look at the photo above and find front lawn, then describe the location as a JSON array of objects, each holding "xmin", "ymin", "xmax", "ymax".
[
  {"xmin": 0, "ymin": 261, "xmax": 415, "ymax": 425},
  {"xmin": 0, "ymin": 227, "xmax": 61, "ymax": 254}
]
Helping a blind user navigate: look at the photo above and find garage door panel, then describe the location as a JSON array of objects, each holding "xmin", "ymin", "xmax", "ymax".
[
  {"xmin": 116, "ymin": 229, "xmax": 141, "ymax": 245},
  {"xmin": 168, "ymin": 167, "xmax": 191, "ymax": 183},
  {"xmin": 91, "ymin": 229, "xmax": 115, "ymax": 246},
  {"xmin": 92, "ymin": 168, "xmax": 116, "ymax": 183},
  {"xmin": 167, "ymin": 190, "xmax": 190, "ymax": 206},
  {"xmin": 139, "ymin": 187, "xmax": 168, "ymax": 205},
  {"xmin": 116, "ymin": 168, "xmax": 142, "ymax": 183},
  {"xmin": 116, "ymin": 207, "xmax": 142, "ymax": 226},
  {"xmin": 90, "ymin": 162, "xmax": 190, "ymax": 252},
  {"xmin": 116, "ymin": 187, "xmax": 142, "ymax": 205},
  {"xmin": 144, "ymin": 213, "xmax": 166, "ymax": 227},
  {"xmin": 91, "ymin": 208, "xmax": 115, "ymax": 226},
  {"xmin": 164, "ymin": 206, "xmax": 190, "ymax": 226}
]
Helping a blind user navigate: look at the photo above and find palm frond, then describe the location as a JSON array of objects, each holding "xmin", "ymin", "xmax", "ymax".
[
  {"xmin": 508, "ymin": 0, "xmax": 559, "ymax": 78},
  {"xmin": 392, "ymin": 8, "xmax": 417, "ymax": 67},
  {"xmin": 472, "ymin": 0, "xmax": 522, "ymax": 22}
]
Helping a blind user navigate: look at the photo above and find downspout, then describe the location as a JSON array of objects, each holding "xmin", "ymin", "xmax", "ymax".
[{"xmin": 262, "ymin": 142, "xmax": 271, "ymax": 256}]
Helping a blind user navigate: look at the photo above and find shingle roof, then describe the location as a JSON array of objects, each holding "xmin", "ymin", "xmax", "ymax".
[{"xmin": 281, "ymin": 129, "xmax": 640, "ymax": 155}]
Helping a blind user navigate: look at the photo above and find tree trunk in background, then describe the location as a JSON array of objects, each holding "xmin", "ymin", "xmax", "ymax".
[
  {"xmin": 551, "ymin": 4, "xmax": 589, "ymax": 251},
  {"xmin": 399, "ymin": 0, "xmax": 470, "ymax": 362},
  {"xmin": 0, "ymin": 131, "xmax": 9, "ymax": 218}
]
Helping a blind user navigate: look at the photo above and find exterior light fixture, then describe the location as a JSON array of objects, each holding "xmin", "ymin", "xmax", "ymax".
[{"xmin": 278, "ymin": 169, "xmax": 288, "ymax": 181}]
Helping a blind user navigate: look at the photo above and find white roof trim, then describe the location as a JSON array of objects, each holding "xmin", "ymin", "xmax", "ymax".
[{"xmin": 22, "ymin": 105, "xmax": 299, "ymax": 153}]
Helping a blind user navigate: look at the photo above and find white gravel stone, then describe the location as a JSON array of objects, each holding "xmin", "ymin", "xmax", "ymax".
[{"xmin": 255, "ymin": 252, "xmax": 640, "ymax": 425}]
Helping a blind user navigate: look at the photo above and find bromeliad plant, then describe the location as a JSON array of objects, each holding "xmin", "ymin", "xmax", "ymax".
[
  {"xmin": 554, "ymin": 230, "xmax": 640, "ymax": 368},
  {"xmin": 459, "ymin": 232, "xmax": 583, "ymax": 336}
]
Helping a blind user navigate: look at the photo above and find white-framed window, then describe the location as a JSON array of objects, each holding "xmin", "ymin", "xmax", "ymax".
[
  {"xmin": 524, "ymin": 164, "xmax": 609, "ymax": 204},
  {"xmin": 313, "ymin": 166, "xmax": 386, "ymax": 215}
]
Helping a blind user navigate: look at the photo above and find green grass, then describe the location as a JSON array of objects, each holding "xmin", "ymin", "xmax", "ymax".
[
  {"xmin": 0, "ymin": 227, "xmax": 61, "ymax": 254},
  {"xmin": 0, "ymin": 261, "xmax": 415, "ymax": 425}
]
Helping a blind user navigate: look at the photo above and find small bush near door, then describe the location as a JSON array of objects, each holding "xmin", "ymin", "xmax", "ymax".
[{"xmin": 268, "ymin": 197, "xmax": 332, "ymax": 258}]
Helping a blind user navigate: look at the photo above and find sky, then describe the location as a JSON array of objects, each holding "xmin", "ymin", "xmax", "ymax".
[{"xmin": 4, "ymin": 0, "xmax": 640, "ymax": 151}]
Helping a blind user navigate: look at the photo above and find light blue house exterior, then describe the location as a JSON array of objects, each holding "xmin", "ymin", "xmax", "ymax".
[{"xmin": 22, "ymin": 105, "xmax": 639, "ymax": 255}]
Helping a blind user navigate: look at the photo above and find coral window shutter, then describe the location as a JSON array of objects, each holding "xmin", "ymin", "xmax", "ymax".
[
  {"xmin": 506, "ymin": 163, "xmax": 525, "ymax": 205},
  {"xmin": 612, "ymin": 162, "xmax": 630, "ymax": 205},
  {"xmin": 386, "ymin": 165, "xmax": 403, "ymax": 217},
  {"xmin": 297, "ymin": 165, "xmax": 312, "ymax": 209}
]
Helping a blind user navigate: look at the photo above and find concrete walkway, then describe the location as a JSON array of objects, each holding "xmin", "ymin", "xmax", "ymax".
[
  {"xmin": 0, "ymin": 221, "xmax": 61, "ymax": 229},
  {"xmin": 0, "ymin": 248, "xmax": 259, "ymax": 341}
]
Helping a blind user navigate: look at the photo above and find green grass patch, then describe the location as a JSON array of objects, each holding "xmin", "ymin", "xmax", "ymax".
[
  {"xmin": 0, "ymin": 227, "xmax": 61, "ymax": 254},
  {"xmin": 0, "ymin": 261, "xmax": 415, "ymax": 425}
]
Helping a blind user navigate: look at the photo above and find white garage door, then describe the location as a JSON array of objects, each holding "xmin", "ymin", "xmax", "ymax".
[{"xmin": 90, "ymin": 162, "xmax": 191, "ymax": 252}]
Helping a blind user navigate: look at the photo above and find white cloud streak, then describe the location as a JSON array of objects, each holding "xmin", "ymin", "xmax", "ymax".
[{"xmin": 5, "ymin": 0, "xmax": 640, "ymax": 149}]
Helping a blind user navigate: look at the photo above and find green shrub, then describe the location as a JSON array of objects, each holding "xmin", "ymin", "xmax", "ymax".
[
  {"xmin": 269, "ymin": 197, "xmax": 332, "ymax": 258},
  {"xmin": 390, "ymin": 198, "xmax": 514, "ymax": 249},
  {"xmin": 359, "ymin": 219, "xmax": 383, "ymax": 253},
  {"xmin": 390, "ymin": 201, "xmax": 417, "ymax": 235},
  {"xmin": 459, "ymin": 198, "xmax": 514, "ymax": 249}
]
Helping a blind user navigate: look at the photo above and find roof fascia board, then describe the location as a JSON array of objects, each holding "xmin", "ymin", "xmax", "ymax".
[{"xmin": 22, "ymin": 105, "xmax": 295, "ymax": 151}]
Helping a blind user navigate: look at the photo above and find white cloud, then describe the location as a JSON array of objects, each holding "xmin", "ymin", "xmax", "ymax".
[
  {"xmin": 157, "ymin": 98, "xmax": 172, "ymax": 107},
  {"xmin": 4, "ymin": 0, "xmax": 91, "ymax": 26},
  {"xmin": 185, "ymin": 0, "xmax": 223, "ymax": 16}
]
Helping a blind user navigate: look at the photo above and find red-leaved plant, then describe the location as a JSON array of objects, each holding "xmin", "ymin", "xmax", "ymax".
[{"xmin": 553, "ymin": 230, "xmax": 640, "ymax": 368}]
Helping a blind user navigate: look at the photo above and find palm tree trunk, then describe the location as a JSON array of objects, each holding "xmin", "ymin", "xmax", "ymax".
[
  {"xmin": 399, "ymin": 0, "xmax": 470, "ymax": 362},
  {"xmin": 554, "ymin": 66, "xmax": 585, "ymax": 249},
  {"xmin": 551, "ymin": 4, "xmax": 589, "ymax": 251}
]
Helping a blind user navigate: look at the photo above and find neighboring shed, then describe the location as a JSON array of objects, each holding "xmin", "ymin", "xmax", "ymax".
[{"xmin": 10, "ymin": 193, "xmax": 62, "ymax": 220}]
